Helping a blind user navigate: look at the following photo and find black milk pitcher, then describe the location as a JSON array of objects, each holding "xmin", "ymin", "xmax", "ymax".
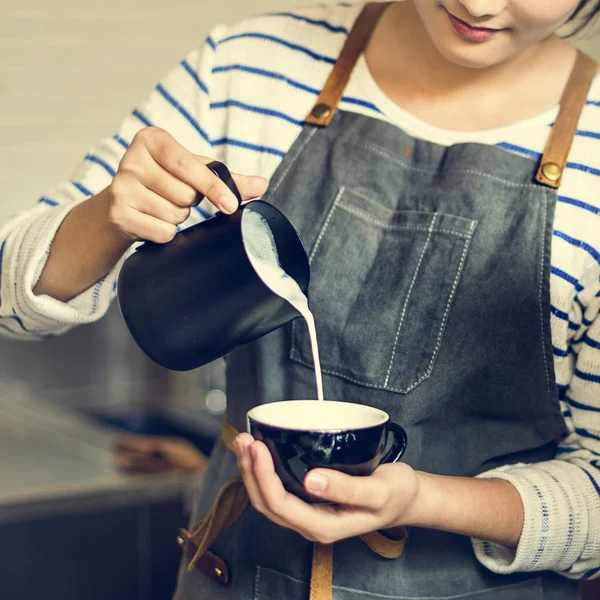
[{"xmin": 117, "ymin": 161, "xmax": 310, "ymax": 371}]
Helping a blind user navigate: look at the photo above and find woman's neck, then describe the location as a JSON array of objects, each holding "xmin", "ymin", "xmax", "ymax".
[{"xmin": 365, "ymin": 1, "xmax": 577, "ymax": 131}]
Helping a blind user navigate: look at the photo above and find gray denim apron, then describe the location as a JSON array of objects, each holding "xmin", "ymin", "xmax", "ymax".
[{"xmin": 174, "ymin": 4, "xmax": 597, "ymax": 600}]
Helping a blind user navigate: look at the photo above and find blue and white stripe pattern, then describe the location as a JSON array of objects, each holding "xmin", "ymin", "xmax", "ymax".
[{"xmin": 0, "ymin": 2, "xmax": 598, "ymax": 579}]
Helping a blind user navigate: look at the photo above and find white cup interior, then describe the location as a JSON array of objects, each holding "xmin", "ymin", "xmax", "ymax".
[{"xmin": 247, "ymin": 400, "xmax": 389, "ymax": 432}]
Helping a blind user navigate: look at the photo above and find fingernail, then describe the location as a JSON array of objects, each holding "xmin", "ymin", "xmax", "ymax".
[
  {"xmin": 219, "ymin": 195, "xmax": 238, "ymax": 214},
  {"xmin": 305, "ymin": 472, "xmax": 328, "ymax": 493}
]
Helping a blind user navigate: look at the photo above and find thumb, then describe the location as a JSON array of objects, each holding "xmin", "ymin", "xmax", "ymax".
[
  {"xmin": 195, "ymin": 156, "xmax": 269, "ymax": 201},
  {"xmin": 304, "ymin": 468, "xmax": 390, "ymax": 510},
  {"xmin": 233, "ymin": 172, "xmax": 269, "ymax": 200}
]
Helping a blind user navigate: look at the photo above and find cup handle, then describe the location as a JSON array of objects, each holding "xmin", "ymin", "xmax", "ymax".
[
  {"xmin": 206, "ymin": 160, "xmax": 243, "ymax": 211},
  {"xmin": 381, "ymin": 422, "xmax": 408, "ymax": 464}
]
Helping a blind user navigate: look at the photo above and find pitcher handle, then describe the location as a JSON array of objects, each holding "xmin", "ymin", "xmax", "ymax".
[{"xmin": 206, "ymin": 160, "xmax": 243, "ymax": 211}]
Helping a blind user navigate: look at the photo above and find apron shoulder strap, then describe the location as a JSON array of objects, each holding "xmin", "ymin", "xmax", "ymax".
[
  {"xmin": 536, "ymin": 51, "xmax": 598, "ymax": 188},
  {"xmin": 305, "ymin": 2, "xmax": 391, "ymax": 126},
  {"xmin": 306, "ymin": 6, "xmax": 597, "ymax": 191}
]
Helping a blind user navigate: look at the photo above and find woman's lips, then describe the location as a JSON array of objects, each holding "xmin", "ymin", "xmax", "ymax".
[{"xmin": 446, "ymin": 10, "xmax": 505, "ymax": 42}]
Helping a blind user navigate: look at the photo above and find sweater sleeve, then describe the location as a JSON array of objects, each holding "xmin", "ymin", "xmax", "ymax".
[
  {"xmin": 0, "ymin": 26, "xmax": 228, "ymax": 340},
  {"xmin": 472, "ymin": 298, "xmax": 600, "ymax": 580}
]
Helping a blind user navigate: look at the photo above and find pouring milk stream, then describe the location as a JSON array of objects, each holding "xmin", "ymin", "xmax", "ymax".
[{"xmin": 242, "ymin": 210, "xmax": 324, "ymax": 403}]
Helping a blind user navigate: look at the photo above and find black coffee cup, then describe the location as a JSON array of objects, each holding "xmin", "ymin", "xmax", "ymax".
[{"xmin": 247, "ymin": 400, "xmax": 408, "ymax": 503}]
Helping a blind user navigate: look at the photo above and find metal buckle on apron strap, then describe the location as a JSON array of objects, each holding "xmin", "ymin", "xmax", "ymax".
[
  {"xmin": 180, "ymin": 471, "xmax": 248, "ymax": 579},
  {"xmin": 177, "ymin": 532, "xmax": 230, "ymax": 584},
  {"xmin": 178, "ymin": 419, "xmax": 408, "ymax": 600},
  {"xmin": 535, "ymin": 51, "xmax": 598, "ymax": 189}
]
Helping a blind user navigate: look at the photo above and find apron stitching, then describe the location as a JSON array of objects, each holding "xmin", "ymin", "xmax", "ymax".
[
  {"xmin": 442, "ymin": 168, "xmax": 539, "ymax": 189},
  {"xmin": 291, "ymin": 356, "xmax": 396, "ymax": 389},
  {"xmin": 270, "ymin": 127, "xmax": 319, "ymax": 196},
  {"xmin": 330, "ymin": 576, "xmax": 541, "ymax": 600},
  {"xmin": 347, "ymin": 190, "xmax": 479, "ymax": 226},
  {"xmin": 346, "ymin": 140, "xmax": 542, "ymax": 190},
  {"xmin": 399, "ymin": 217, "xmax": 476, "ymax": 394},
  {"xmin": 291, "ymin": 219, "xmax": 476, "ymax": 394},
  {"xmin": 249, "ymin": 563, "xmax": 537, "ymax": 599},
  {"xmin": 384, "ymin": 214, "xmax": 437, "ymax": 387},
  {"xmin": 309, "ymin": 186, "xmax": 345, "ymax": 263},
  {"xmin": 286, "ymin": 359, "xmax": 414, "ymax": 394},
  {"xmin": 538, "ymin": 192, "xmax": 553, "ymax": 400},
  {"xmin": 425, "ymin": 219, "xmax": 478, "ymax": 381},
  {"xmin": 339, "ymin": 204, "xmax": 472, "ymax": 237},
  {"xmin": 291, "ymin": 186, "xmax": 345, "ymax": 366},
  {"xmin": 253, "ymin": 565, "xmax": 262, "ymax": 600}
]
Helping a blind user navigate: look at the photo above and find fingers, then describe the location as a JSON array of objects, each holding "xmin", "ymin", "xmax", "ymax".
[
  {"xmin": 235, "ymin": 436, "xmax": 330, "ymax": 539},
  {"xmin": 304, "ymin": 467, "xmax": 391, "ymax": 511},
  {"xmin": 114, "ymin": 172, "xmax": 191, "ymax": 223},
  {"xmin": 235, "ymin": 435, "xmax": 289, "ymax": 529},
  {"xmin": 109, "ymin": 126, "xmax": 269, "ymax": 244},
  {"xmin": 234, "ymin": 435, "xmax": 399, "ymax": 545},
  {"xmin": 142, "ymin": 161, "xmax": 201, "ymax": 208},
  {"xmin": 247, "ymin": 442, "xmax": 381, "ymax": 543},
  {"xmin": 108, "ymin": 186, "xmax": 179, "ymax": 244},
  {"xmin": 136, "ymin": 127, "xmax": 268, "ymax": 213},
  {"xmin": 228, "ymin": 172, "xmax": 269, "ymax": 201},
  {"xmin": 236, "ymin": 435, "xmax": 267, "ymax": 514}
]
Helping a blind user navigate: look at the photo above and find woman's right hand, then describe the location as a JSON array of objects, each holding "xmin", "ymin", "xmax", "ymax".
[{"xmin": 107, "ymin": 126, "xmax": 269, "ymax": 244}]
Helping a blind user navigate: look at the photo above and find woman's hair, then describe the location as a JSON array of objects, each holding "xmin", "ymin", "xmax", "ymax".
[{"xmin": 567, "ymin": 0, "xmax": 600, "ymax": 35}]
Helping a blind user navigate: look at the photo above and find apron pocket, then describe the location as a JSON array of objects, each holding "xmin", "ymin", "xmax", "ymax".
[
  {"xmin": 253, "ymin": 564, "xmax": 543, "ymax": 600},
  {"xmin": 290, "ymin": 187, "xmax": 477, "ymax": 394}
]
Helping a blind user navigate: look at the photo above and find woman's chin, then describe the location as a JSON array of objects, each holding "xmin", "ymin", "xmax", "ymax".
[{"xmin": 430, "ymin": 36, "xmax": 517, "ymax": 70}]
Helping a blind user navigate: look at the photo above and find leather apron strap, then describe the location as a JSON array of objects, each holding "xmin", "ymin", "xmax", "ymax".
[
  {"xmin": 305, "ymin": 2, "xmax": 597, "ymax": 191},
  {"xmin": 305, "ymin": 2, "xmax": 391, "ymax": 127},
  {"xmin": 536, "ymin": 51, "xmax": 598, "ymax": 188}
]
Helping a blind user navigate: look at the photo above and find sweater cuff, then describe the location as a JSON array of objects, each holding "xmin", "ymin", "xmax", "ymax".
[
  {"xmin": 471, "ymin": 461, "xmax": 590, "ymax": 574},
  {"xmin": 11, "ymin": 202, "xmax": 125, "ymax": 332}
]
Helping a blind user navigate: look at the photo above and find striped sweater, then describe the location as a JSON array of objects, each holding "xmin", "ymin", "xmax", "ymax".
[{"xmin": 1, "ymin": 2, "xmax": 599, "ymax": 580}]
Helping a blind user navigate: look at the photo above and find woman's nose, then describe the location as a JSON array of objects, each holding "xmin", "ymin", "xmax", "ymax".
[{"xmin": 457, "ymin": 0, "xmax": 508, "ymax": 19}]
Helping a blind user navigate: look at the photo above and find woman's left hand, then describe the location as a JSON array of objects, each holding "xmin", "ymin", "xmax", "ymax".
[{"xmin": 234, "ymin": 433, "xmax": 420, "ymax": 544}]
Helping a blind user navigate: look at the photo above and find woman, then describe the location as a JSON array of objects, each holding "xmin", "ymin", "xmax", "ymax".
[{"xmin": 2, "ymin": 1, "xmax": 599, "ymax": 598}]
